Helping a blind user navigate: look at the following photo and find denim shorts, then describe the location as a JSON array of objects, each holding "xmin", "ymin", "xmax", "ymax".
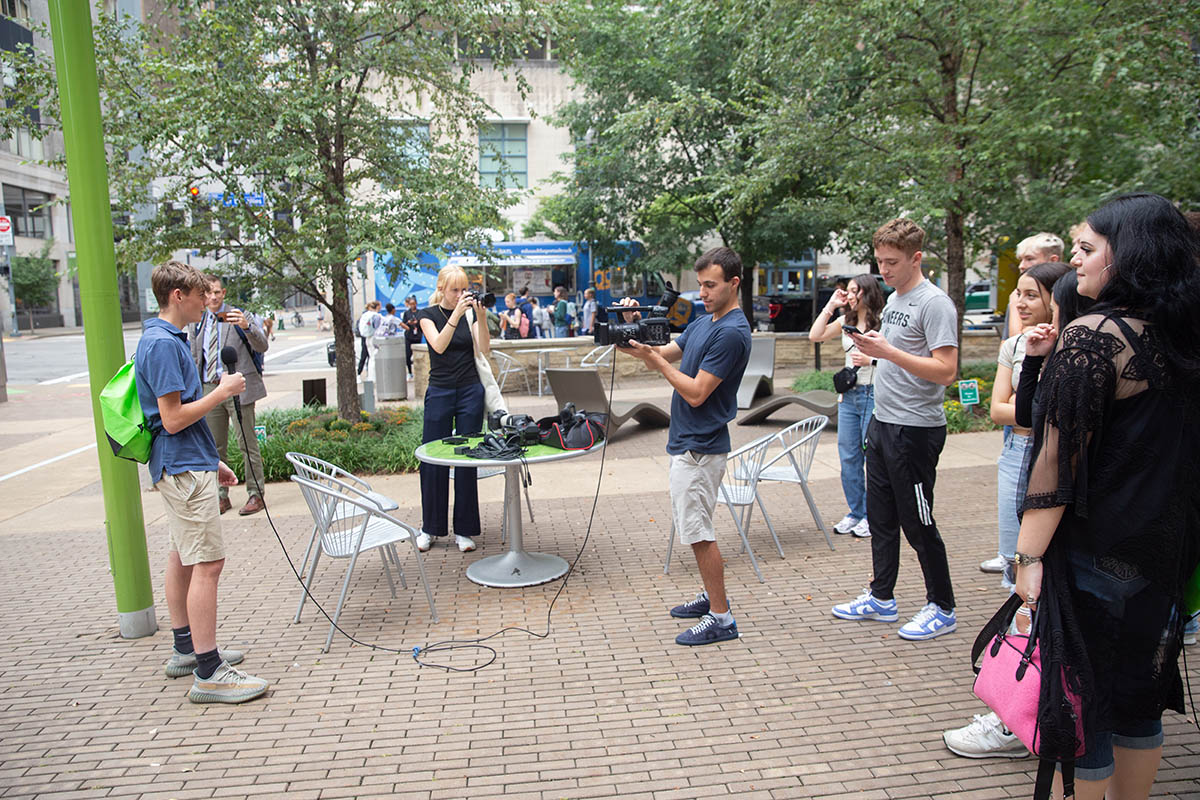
[
  {"xmin": 1070, "ymin": 719, "xmax": 1163, "ymax": 781},
  {"xmin": 1066, "ymin": 550, "xmax": 1166, "ymax": 780}
]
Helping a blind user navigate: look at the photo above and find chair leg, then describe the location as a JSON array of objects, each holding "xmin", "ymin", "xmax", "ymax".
[
  {"xmin": 664, "ymin": 520, "xmax": 676, "ymax": 574},
  {"xmin": 296, "ymin": 522, "xmax": 320, "ymax": 582},
  {"xmin": 294, "ymin": 547, "xmax": 323, "ymax": 624},
  {"xmin": 736, "ymin": 502, "xmax": 754, "ymax": 554},
  {"xmin": 725, "ymin": 499, "xmax": 765, "ymax": 583},
  {"xmin": 801, "ymin": 478, "xmax": 836, "ymax": 551},
  {"xmin": 377, "ymin": 548, "xmax": 397, "ymax": 599},
  {"xmin": 326, "ymin": 549, "xmax": 363, "ymax": 652},
  {"xmin": 408, "ymin": 528, "xmax": 439, "ymax": 623},
  {"xmin": 756, "ymin": 493, "xmax": 785, "ymax": 559}
]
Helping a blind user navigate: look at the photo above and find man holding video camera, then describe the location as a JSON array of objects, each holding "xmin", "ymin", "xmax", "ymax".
[{"xmin": 618, "ymin": 247, "xmax": 751, "ymax": 646}]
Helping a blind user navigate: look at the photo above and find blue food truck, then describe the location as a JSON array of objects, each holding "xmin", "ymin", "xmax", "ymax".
[{"xmin": 373, "ymin": 240, "xmax": 698, "ymax": 331}]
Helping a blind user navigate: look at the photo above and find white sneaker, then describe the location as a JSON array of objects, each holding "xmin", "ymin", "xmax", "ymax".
[
  {"xmin": 455, "ymin": 535, "xmax": 476, "ymax": 553},
  {"xmin": 833, "ymin": 514, "xmax": 859, "ymax": 535},
  {"xmin": 943, "ymin": 712, "xmax": 1029, "ymax": 759},
  {"xmin": 980, "ymin": 555, "xmax": 1007, "ymax": 573},
  {"xmin": 416, "ymin": 531, "xmax": 433, "ymax": 552},
  {"xmin": 851, "ymin": 517, "xmax": 871, "ymax": 538}
]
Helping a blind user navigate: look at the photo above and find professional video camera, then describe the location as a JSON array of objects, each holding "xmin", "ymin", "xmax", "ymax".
[
  {"xmin": 487, "ymin": 409, "xmax": 540, "ymax": 445},
  {"xmin": 464, "ymin": 289, "xmax": 496, "ymax": 308},
  {"xmin": 592, "ymin": 282, "xmax": 680, "ymax": 347}
]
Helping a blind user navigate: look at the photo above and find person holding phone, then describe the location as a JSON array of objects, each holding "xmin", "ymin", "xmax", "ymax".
[
  {"xmin": 189, "ymin": 274, "xmax": 269, "ymax": 516},
  {"xmin": 831, "ymin": 219, "xmax": 960, "ymax": 642},
  {"xmin": 809, "ymin": 274, "xmax": 886, "ymax": 538}
]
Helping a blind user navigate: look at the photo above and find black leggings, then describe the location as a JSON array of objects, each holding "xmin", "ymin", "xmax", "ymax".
[{"xmin": 357, "ymin": 335, "xmax": 370, "ymax": 373}]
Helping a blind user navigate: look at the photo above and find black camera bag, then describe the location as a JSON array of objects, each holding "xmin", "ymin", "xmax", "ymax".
[{"xmin": 536, "ymin": 408, "xmax": 607, "ymax": 450}]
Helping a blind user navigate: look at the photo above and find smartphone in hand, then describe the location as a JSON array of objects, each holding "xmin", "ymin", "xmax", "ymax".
[{"xmin": 842, "ymin": 324, "xmax": 862, "ymax": 336}]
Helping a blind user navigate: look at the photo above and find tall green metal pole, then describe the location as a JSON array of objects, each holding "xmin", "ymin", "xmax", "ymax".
[{"xmin": 48, "ymin": 1, "xmax": 156, "ymax": 638}]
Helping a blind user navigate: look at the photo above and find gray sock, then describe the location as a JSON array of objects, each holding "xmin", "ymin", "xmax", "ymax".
[{"xmin": 712, "ymin": 608, "xmax": 734, "ymax": 626}]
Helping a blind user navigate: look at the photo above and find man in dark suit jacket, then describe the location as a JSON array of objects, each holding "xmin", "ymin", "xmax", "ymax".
[{"xmin": 189, "ymin": 275, "xmax": 269, "ymax": 515}]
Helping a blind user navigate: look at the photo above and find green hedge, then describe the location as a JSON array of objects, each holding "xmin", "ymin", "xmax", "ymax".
[
  {"xmin": 222, "ymin": 406, "xmax": 425, "ymax": 483},
  {"xmin": 789, "ymin": 360, "xmax": 1000, "ymax": 434}
]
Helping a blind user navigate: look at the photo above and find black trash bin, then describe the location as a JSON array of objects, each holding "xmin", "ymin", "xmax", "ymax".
[{"xmin": 326, "ymin": 341, "xmax": 337, "ymax": 367}]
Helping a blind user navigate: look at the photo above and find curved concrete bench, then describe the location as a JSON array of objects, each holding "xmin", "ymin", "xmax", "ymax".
[{"xmin": 737, "ymin": 389, "xmax": 839, "ymax": 428}]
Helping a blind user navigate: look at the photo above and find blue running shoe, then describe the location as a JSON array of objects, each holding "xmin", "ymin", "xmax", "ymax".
[
  {"xmin": 831, "ymin": 589, "xmax": 898, "ymax": 622},
  {"xmin": 897, "ymin": 602, "xmax": 957, "ymax": 640},
  {"xmin": 670, "ymin": 590, "xmax": 711, "ymax": 619},
  {"xmin": 675, "ymin": 614, "xmax": 739, "ymax": 646}
]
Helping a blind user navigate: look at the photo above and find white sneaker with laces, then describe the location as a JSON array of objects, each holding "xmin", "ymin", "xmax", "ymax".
[
  {"xmin": 980, "ymin": 555, "xmax": 1007, "ymax": 573},
  {"xmin": 833, "ymin": 514, "xmax": 859, "ymax": 535},
  {"xmin": 943, "ymin": 711, "xmax": 1029, "ymax": 758},
  {"xmin": 416, "ymin": 531, "xmax": 433, "ymax": 552},
  {"xmin": 851, "ymin": 517, "xmax": 871, "ymax": 538},
  {"xmin": 455, "ymin": 535, "xmax": 476, "ymax": 553}
]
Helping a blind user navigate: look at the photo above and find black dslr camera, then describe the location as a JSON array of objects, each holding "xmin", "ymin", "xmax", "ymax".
[
  {"xmin": 593, "ymin": 282, "xmax": 680, "ymax": 347},
  {"xmin": 464, "ymin": 289, "xmax": 496, "ymax": 308},
  {"xmin": 487, "ymin": 409, "xmax": 540, "ymax": 445}
]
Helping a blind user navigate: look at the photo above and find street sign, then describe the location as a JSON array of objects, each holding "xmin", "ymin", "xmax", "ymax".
[
  {"xmin": 0, "ymin": 216, "xmax": 12, "ymax": 246},
  {"xmin": 958, "ymin": 378, "xmax": 980, "ymax": 406}
]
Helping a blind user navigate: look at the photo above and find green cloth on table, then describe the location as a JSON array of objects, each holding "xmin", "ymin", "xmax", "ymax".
[{"xmin": 420, "ymin": 436, "xmax": 568, "ymax": 462}]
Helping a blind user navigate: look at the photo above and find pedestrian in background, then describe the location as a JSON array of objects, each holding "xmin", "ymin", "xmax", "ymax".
[
  {"xmin": 189, "ymin": 274, "xmax": 269, "ymax": 517},
  {"xmin": 808, "ymin": 273, "xmax": 886, "ymax": 539}
]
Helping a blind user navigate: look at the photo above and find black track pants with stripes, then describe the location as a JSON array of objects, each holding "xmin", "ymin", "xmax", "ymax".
[{"xmin": 865, "ymin": 418, "xmax": 956, "ymax": 610}]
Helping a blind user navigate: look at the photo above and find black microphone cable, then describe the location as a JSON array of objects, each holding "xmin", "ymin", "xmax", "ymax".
[{"xmin": 231, "ymin": 343, "xmax": 621, "ymax": 672}]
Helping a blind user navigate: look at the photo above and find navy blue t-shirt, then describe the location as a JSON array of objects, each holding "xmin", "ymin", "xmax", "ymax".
[
  {"xmin": 135, "ymin": 317, "xmax": 218, "ymax": 484},
  {"xmin": 666, "ymin": 308, "xmax": 752, "ymax": 455}
]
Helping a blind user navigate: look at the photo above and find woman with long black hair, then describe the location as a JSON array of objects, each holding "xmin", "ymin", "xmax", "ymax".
[{"xmin": 1014, "ymin": 193, "xmax": 1200, "ymax": 799}]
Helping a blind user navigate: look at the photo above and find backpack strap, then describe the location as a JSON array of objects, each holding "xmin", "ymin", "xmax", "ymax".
[{"xmin": 231, "ymin": 325, "xmax": 265, "ymax": 374}]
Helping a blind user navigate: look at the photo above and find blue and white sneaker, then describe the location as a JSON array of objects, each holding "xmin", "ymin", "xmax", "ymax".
[
  {"xmin": 670, "ymin": 590, "xmax": 711, "ymax": 619},
  {"xmin": 831, "ymin": 589, "xmax": 898, "ymax": 622},
  {"xmin": 898, "ymin": 602, "xmax": 957, "ymax": 641},
  {"xmin": 675, "ymin": 614, "xmax": 739, "ymax": 646}
]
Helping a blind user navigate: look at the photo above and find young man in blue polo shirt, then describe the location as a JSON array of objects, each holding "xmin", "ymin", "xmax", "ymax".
[
  {"xmin": 135, "ymin": 260, "xmax": 269, "ymax": 703},
  {"xmin": 619, "ymin": 247, "xmax": 752, "ymax": 646}
]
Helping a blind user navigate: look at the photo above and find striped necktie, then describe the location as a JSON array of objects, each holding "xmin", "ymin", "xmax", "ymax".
[{"xmin": 205, "ymin": 311, "xmax": 221, "ymax": 383}]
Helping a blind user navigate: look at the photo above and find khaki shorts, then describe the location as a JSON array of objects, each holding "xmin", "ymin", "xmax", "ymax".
[
  {"xmin": 158, "ymin": 470, "xmax": 225, "ymax": 565},
  {"xmin": 669, "ymin": 451, "xmax": 728, "ymax": 545}
]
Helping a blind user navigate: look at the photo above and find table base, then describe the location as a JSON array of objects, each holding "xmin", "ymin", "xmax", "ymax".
[{"xmin": 466, "ymin": 551, "xmax": 569, "ymax": 588}]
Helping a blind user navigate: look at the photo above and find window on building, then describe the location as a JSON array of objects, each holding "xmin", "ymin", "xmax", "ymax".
[
  {"xmin": 2, "ymin": 184, "xmax": 52, "ymax": 239},
  {"xmin": 5, "ymin": 127, "xmax": 43, "ymax": 160},
  {"xmin": 479, "ymin": 123, "xmax": 527, "ymax": 190},
  {"xmin": 160, "ymin": 201, "xmax": 185, "ymax": 231},
  {"xmin": 1, "ymin": 0, "xmax": 31, "ymax": 25}
]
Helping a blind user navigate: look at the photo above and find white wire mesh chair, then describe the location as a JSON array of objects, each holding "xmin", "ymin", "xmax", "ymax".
[
  {"xmin": 580, "ymin": 345, "xmax": 617, "ymax": 386},
  {"xmin": 286, "ymin": 452, "xmax": 401, "ymax": 621},
  {"xmin": 663, "ymin": 432, "xmax": 777, "ymax": 583},
  {"xmin": 754, "ymin": 415, "xmax": 835, "ymax": 552},
  {"xmin": 492, "ymin": 350, "xmax": 532, "ymax": 394},
  {"xmin": 290, "ymin": 473, "xmax": 437, "ymax": 652}
]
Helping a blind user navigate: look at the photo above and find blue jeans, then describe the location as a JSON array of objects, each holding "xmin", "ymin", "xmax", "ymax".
[
  {"xmin": 420, "ymin": 382, "xmax": 485, "ymax": 538},
  {"xmin": 996, "ymin": 430, "xmax": 1032, "ymax": 576},
  {"xmin": 554, "ymin": 324, "xmax": 569, "ymax": 337},
  {"xmin": 836, "ymin": 384, "xmax": 874, "ymax": 520}
]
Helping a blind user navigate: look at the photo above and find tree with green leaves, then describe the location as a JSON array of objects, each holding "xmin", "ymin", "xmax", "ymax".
[
  {"xmin": 11, "ymin": 243, "xmax": 58, "ymax": 332},
  {"xmin": 737, "ymin": 0, "xmax": 1200, "ymax": 341},
  {"xmin": 546, "ymin": 0, "xmax": 839, "ymax": 316},
  {"xmin": 2, "ymin": 1, "xmax": 551, "ymax": 419}
]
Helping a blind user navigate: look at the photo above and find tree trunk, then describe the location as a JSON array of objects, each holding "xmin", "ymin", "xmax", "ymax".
[
  {"xmin": 944, "ymin": 205, "xmax": 966, "ymax": 373},
  {"xmin": 330, "ymin": 264, "xmax": 361, "ymax": 421}
]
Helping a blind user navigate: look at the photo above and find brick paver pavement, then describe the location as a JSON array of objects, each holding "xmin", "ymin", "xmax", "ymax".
[{"xmin": 1, "ymin": 375, "xmax": 1198, "ymax": 799}]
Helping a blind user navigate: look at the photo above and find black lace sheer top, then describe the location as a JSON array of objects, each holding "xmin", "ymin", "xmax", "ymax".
[
  {"xmin": 1021, "ymin": 312, "xmax": 1199, "ymax": 592},
  {"xmin": 1019, "ymin": 312, "xmax": 1200, "ymax": 743}
]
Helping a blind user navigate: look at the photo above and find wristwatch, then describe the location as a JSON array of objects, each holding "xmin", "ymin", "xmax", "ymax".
[{"xmin": 1014, "ymin": 552, "xmax": 1043, "ymax": 566}]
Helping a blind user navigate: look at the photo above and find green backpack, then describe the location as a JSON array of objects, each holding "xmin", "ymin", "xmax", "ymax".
[{"xmin": 99, "ymin": 356, "xmax": 153, "ymax": 463}]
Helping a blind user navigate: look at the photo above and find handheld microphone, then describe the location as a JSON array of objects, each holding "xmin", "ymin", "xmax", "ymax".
[{"xmin": 220, "ymin": 345, "xmax": 244, "ymax": 426}]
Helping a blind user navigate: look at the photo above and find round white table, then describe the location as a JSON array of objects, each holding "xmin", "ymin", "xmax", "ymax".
[{"xmin": 413, "ymin": 441, "xmax": 601, "ymax": 587}]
